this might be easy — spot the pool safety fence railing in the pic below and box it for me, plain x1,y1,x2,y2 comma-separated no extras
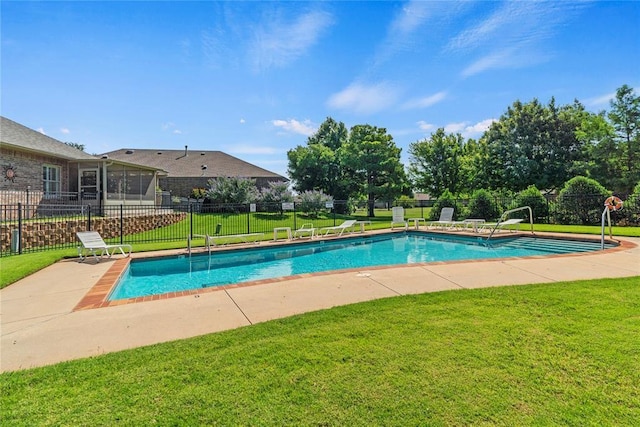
0,194,633,257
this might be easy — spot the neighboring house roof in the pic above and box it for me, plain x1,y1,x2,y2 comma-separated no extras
101,148,287,181
0,116,97,161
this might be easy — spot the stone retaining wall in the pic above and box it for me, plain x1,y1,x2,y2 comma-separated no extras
1,212,187,252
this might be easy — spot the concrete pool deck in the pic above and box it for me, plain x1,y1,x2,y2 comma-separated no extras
1,232,639,372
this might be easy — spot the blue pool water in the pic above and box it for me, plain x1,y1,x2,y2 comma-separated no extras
109,233,614,300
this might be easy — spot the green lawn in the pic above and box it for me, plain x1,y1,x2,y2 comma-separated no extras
2,277,639,425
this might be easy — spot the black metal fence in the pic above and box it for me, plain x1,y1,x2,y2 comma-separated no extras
1,195,637,257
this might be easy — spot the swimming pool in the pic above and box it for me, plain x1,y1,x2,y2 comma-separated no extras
109,233,615,301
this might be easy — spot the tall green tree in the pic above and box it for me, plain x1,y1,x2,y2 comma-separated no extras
479,98,586,192
575,111,619,190
64,142,85,151
287,117,352,201
408,128,464,198
341,124,408,217
608,84,640,193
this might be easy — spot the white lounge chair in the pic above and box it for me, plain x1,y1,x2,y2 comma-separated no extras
76,231,132,262
390,206,408,230
321,219,357,237
479,218,523,233
428,207,455,229
293,223,316,239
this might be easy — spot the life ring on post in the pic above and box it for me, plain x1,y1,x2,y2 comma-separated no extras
604,196,623,212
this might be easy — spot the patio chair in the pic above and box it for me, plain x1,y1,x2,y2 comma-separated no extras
390,206,408,230
320,219,357,237
76,231,132,262
293,223,316,239
428,207,455,230
479,218,523,233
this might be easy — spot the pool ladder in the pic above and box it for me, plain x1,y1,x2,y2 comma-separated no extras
600,206,616,250
485,206,535,242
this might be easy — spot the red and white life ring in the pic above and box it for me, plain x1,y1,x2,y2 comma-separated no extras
604,196,623,211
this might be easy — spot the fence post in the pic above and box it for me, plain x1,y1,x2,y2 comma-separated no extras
246,203,250,234
293,202,297,230
25,187,30,219
17,202,23,255
189,202,193,240
87,205,92,231
120,205,124,244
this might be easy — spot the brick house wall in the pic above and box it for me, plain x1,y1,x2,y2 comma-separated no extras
0,146,69,201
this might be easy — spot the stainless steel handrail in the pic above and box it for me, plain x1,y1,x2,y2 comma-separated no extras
486,206,534,242
601,206,612,250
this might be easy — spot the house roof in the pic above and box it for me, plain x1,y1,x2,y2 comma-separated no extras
101,148,287,180
0,116,97,161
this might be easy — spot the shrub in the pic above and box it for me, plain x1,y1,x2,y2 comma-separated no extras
554,176,609,225
257,181,294,213
205,177,259,204
618,181,640,225
466,189,501,221
190,188,207,200
428,190,462,220
297,190,333,218
512,185,549,222
396,195,415,209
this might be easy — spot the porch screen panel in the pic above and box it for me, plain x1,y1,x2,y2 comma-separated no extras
139,171,154,200
107,166,126,200
125,169,141,200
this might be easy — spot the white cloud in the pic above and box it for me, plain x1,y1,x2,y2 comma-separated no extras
403,91,447,109
585,91,615,107
162,122,183,135
37,127,46,135
239,118,246,124
389,0,432,36
443,119,496,138
461,47,551,78
464,118,496,137
444,122,467,134
271,119,316,136
417,120,436,132
60,128,70,134
250,9,334,71
327,82,400,114
374,1,467,67
449,1,588,77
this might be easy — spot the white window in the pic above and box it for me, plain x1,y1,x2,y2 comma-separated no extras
42,165,61,195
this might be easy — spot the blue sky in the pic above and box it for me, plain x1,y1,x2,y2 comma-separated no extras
2,1,639,178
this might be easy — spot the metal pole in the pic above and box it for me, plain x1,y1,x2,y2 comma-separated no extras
87,205,92,231
120,204,124,244
293,202,297,230
17,202,23,255
189,202,193,240
246,203,250,234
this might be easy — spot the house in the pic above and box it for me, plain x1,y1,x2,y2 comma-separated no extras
101,146,287,197
0,116,165,209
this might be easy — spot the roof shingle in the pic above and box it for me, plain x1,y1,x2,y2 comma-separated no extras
101,148,287,180
0,116,97,160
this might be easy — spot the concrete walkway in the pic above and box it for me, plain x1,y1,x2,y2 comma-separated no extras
2,233,639,372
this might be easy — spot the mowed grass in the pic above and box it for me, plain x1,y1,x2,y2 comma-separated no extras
2,277,639,425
